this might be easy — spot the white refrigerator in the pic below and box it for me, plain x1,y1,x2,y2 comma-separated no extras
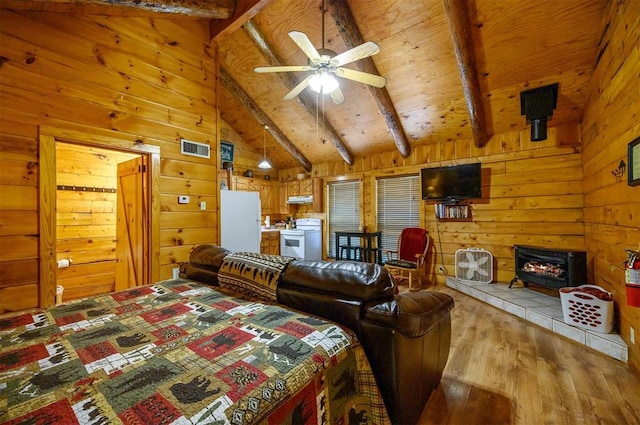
220,190,261,253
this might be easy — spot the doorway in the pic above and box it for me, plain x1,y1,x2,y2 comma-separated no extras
39,126,160,307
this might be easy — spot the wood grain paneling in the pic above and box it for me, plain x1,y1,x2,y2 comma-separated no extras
0,10,218,311
580,0,640,372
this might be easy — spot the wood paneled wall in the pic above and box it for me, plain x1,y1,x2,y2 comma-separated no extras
581,0,640,371
0,10,219,312
294,123,585,284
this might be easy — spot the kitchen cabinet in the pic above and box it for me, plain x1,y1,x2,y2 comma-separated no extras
260,230,280,255
279,181,289,214
227,175,275,214
279,177,323,213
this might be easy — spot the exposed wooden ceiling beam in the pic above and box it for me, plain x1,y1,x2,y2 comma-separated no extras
243,20,355,166
443,0,490,148
210,0,272,41
0,0,234,18
219,67,313,172
326,0,411,159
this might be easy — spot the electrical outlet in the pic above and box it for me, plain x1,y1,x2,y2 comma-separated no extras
631,326,636,345
172,267,180,279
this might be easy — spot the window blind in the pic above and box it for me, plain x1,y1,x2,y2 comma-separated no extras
327,181,360,258
376,175,420,262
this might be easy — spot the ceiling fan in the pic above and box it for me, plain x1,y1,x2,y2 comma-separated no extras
254,1,386,105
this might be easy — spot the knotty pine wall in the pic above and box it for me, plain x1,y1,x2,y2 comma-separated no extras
581,0,640,370
285,124,585,286
0,10,219,312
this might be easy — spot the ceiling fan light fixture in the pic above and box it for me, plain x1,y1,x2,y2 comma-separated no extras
258,125,272,169
309,72,339,94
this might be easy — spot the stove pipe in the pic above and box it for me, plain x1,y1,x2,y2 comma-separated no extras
520,83,558,141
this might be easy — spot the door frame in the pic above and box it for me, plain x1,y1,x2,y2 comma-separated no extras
38,125,160,307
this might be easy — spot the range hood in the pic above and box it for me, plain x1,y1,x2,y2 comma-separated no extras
288,195,313,204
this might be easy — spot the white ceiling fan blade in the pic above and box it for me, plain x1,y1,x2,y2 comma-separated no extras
254,65,312,73
331,41,380,66
334,68,387,88
466,269,475,279
477,256,489,265
330,87,345,105
289,31,321,63
283,74,314,100
466,252,475,262
477,268,489,277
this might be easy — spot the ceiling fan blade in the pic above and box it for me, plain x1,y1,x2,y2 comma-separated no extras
283,74,314,100
289,31,321,63
254,65,312,73
334,68,387,88
331,41,380,66
330,87,345,105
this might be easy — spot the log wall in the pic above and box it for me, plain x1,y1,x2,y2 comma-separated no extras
288,123,585,285
581,0,640,371
0,10,219,312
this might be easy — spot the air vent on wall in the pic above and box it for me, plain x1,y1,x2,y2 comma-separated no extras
180,139,210,159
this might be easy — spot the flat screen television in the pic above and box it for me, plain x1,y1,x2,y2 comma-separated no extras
421,163,482,201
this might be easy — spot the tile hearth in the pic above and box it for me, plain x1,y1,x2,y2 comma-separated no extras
445,277,628,362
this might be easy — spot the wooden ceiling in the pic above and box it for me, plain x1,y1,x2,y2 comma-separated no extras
3,0,608,170
216,0,607,170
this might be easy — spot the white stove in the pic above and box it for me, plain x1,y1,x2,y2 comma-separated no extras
280,218,322,260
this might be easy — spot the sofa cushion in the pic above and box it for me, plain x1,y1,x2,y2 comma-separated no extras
189,245,230,272
279,260,395,301
364,291,454,337
218,253,294,302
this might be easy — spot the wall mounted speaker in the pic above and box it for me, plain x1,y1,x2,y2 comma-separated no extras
520,83,558,141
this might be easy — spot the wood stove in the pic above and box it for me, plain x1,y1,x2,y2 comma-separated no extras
510,245,587,289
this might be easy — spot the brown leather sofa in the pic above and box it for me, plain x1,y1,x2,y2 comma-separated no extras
180,245,455,424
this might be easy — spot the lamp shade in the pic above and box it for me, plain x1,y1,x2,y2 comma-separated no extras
309,72,339,93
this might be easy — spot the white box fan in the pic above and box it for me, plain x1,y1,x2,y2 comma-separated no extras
455,248,494,283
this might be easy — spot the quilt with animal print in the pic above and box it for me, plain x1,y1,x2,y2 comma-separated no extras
0,279,389,425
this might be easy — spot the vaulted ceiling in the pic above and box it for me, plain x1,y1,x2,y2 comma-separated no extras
214,0,607,170
3,0,608,170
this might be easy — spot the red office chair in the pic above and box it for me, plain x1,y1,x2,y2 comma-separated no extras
384,228,429,291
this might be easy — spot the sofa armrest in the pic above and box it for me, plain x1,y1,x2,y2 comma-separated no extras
364,291,454,337
360,290,454,425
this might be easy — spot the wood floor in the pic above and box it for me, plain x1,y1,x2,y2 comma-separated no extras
417,286,640,425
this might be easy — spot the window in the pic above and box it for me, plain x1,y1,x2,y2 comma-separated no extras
327,180,360,258
376,175,420,262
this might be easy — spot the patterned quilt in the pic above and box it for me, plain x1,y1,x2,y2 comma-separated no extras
0,279,389,424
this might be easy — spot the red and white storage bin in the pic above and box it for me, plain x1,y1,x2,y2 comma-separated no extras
559,285,614,333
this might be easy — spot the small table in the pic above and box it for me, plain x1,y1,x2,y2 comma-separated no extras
335,230,382,264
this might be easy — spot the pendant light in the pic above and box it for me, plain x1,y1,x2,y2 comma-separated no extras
258,124,272,169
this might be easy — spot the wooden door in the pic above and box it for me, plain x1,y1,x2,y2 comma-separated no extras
115,156,148,291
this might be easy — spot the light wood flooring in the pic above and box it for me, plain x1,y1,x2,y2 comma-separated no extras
417,286,640,425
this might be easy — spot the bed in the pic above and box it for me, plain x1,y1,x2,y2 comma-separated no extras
0,278,389,424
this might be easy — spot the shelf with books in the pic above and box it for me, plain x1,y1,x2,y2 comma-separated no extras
434,203,472,220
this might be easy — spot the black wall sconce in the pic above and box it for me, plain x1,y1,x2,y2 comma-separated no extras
612,159,626,179
520,83,559,141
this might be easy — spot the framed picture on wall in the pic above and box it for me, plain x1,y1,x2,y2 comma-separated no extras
629,136,640,187
220,141,234,163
